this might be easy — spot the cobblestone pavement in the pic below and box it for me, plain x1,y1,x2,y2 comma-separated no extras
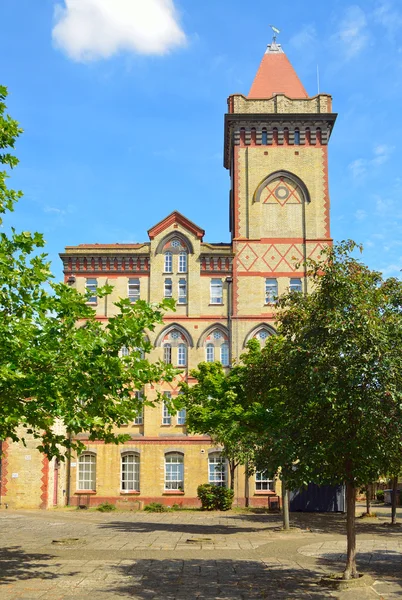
0,506,401,599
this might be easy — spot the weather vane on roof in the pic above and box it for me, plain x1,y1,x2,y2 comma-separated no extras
269,25,280,44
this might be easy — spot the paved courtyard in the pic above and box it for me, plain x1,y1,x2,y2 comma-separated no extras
0,505,401,599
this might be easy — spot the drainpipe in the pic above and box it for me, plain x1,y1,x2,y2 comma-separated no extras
225,277,233,366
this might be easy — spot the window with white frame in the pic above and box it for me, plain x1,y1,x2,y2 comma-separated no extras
164,278,173,298
165,452,184,490
255,471,274,491
163,344,172,365
162,392,172,425
178,279,187,304
208,452,227,487
128,278,140,302
178,252,187,273
86,278,97,304
120,346,130,357
177,343,187,367
265,278,278,304
210,279,223,304
164,252,173,273
220,342,229,367
121,453,140,491
133,391,143,425
206,343,214,362
290,278,302,293
177,408,186,425
78,453,96,490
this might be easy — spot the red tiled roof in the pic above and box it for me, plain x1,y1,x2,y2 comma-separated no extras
248,48,308,99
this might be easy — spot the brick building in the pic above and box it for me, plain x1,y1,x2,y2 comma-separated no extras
0,38,336,509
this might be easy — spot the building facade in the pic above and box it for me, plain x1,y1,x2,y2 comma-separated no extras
0,39,336,509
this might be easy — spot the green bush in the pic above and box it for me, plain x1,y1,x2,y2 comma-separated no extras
376,490,385,503
197,484,234,511
96,502,116,512
144,502,167,513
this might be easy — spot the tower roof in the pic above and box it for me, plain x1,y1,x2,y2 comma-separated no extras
248,42,309,99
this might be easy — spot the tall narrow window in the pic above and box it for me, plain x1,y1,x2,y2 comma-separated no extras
162,392,172,425
133,391,143,425
255,471,274,491
86,278,97,304
178,279,187,304
265,278,278,304
128,278,140,302
121,453,140,491
294,129,300,145
177,408,186,425
206,343,214,362
163,344,172,365
177,343,187,367
164,252,173,273
164,278,173,298
208,453,226,487
78,453,96,491
165,453,184,490
290,278,303,293
178,252,187,273
220,343,229,367
210,279,223,304
261,130,268,145
120,346,130,357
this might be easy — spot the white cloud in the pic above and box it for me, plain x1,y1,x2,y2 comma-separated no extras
334,5,369,60
289,25,317,51
349,158,367,179
349,144,394,179
355,209,367,220
373,0,402,37
52,0,187,62
372,144,394,166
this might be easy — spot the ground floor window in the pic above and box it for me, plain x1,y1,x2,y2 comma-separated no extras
255,471,274,491
121,453,140,491
165,452,184,491
208,452,227,487
78,453,96,491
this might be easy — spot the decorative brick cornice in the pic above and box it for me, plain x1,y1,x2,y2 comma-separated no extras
148,211,205,240
60,254,150,275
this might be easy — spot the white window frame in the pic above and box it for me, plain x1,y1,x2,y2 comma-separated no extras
210,279,223,304
178,252,187,273
208,452,227,487
220,343,229,367
164,278,173,298
164,252,173,273
265,278,278,304
177,343,187,367
206,343,214,362
178,278,187,304
121,453,140,492
165,452,184,491
255,471,274,491
290,278,303,293
177,408,186,425
120,346,130,357
163,344,172,365
162,393,172,425
78,453,96,491
133,391,143,425
128,278,140,302
86,278,97,304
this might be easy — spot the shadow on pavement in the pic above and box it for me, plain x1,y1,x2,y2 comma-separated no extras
0,546,63,585
99,520,264,535
106,558,332,599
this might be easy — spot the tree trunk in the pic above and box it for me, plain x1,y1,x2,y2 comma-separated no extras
282,482,290,530
365,484,370,515
229,461,235,491
343,482,358,579
391,476,398,526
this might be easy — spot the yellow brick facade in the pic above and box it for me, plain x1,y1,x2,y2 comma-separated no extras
1,44,335,510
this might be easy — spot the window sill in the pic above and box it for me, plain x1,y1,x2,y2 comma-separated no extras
86,302,97,306
209,303,224,306
75,490,97,495
161,423,172,427
120,491,140,495
163,491,185,495
177,303,187,306
254,491,276,495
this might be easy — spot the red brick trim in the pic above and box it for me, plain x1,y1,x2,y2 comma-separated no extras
74,437,211,445
75,490,97,495
40,456,49,510
321,147,331,238
236,271,306,277
1,440,9,500
148,211,204,240
163,491,185,495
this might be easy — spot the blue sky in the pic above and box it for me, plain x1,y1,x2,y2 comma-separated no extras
1,0,401,280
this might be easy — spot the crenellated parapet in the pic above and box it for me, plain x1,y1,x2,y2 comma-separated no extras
228,93,332,115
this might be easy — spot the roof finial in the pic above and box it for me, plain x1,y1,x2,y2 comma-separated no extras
270,24,280,45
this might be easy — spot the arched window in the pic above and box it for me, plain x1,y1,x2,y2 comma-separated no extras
164,252,173,273
121,453,140,492
178,252,187,273
206,343,214,362
163,344,172,365
220,343,229,367
208,452,226,487
177,343,187,367
294,129,300,145
165,452,184,490
78,453,96,491
261,129,268,145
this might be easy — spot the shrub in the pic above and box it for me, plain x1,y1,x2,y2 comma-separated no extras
197,484,234,511
144,502,167,513
376,490,385,503
96,502,116,512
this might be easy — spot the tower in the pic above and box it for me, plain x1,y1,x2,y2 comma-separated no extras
224,38,337,355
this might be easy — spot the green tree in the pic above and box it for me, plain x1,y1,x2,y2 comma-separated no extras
0,86,175,458
245,242,402,579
